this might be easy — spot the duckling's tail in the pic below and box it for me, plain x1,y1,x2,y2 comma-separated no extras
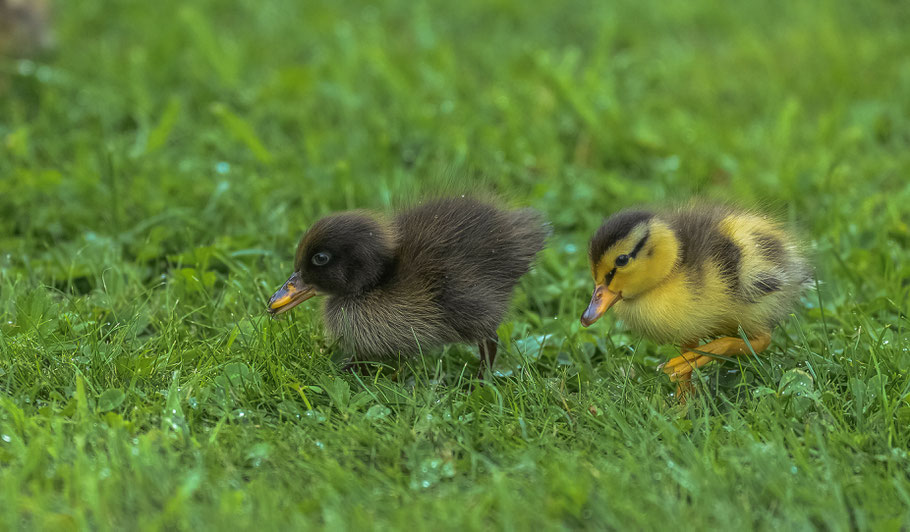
510,207,551,255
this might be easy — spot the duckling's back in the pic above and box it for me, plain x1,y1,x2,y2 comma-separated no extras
394,197,548,339
667,205,811,339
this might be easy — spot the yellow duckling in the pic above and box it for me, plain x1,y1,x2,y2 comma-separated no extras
580,205,811,395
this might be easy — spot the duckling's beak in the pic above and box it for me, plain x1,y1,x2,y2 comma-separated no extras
267,272,317,315
580,285,621,327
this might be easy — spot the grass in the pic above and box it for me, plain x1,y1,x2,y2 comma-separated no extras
1,0,909,529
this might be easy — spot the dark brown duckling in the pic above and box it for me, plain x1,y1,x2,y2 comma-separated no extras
267,196,549,377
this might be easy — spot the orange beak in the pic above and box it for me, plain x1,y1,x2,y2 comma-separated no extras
267,272,317,315
580,284,621,327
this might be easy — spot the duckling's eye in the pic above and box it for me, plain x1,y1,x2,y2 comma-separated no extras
615,254,630,267
311,252,331,266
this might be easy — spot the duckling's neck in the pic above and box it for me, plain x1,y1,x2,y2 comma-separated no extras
614,224,693,344
614,269,692,344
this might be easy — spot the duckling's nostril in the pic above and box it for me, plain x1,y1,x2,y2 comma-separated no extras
580,285,622,327
267,272,317,315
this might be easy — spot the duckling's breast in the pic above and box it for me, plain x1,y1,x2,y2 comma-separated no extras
322,287,459,359
614,268,762,344
615,272,704,344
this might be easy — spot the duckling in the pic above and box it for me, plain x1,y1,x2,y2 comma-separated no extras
580,204,811,395
267,196,548,377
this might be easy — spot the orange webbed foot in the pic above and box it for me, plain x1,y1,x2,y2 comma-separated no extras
661,332,772,383
662,351,714,382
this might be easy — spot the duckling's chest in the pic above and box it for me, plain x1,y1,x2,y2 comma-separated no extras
615,271,738,343
322,292,454,357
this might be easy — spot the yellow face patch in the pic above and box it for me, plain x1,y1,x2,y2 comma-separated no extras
592,224,651,285
590,220,680,299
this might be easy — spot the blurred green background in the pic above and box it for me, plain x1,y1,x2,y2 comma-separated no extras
1,0,909,529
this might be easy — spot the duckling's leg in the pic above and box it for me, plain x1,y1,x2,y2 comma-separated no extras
663,332,772,382
667,341,699,403
477,338,498,379
342,358,373,375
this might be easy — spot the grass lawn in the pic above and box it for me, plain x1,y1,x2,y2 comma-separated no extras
2,0,909,529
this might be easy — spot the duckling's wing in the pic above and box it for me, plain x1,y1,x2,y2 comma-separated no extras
393,197,548,337
716,211,811,329
665,206,810,335
395,198,547,285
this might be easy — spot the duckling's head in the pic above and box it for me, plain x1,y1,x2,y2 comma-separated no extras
580,210,680,327
267,213,395,315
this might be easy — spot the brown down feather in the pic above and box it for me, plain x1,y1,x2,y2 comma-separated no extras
292,196,549,360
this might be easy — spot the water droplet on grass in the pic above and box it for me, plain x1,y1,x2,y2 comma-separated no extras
1,434,11,443
304,410,326,423
215,161,230,174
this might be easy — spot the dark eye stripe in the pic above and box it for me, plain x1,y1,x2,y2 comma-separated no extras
629,230,650,259
604,267,617,286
